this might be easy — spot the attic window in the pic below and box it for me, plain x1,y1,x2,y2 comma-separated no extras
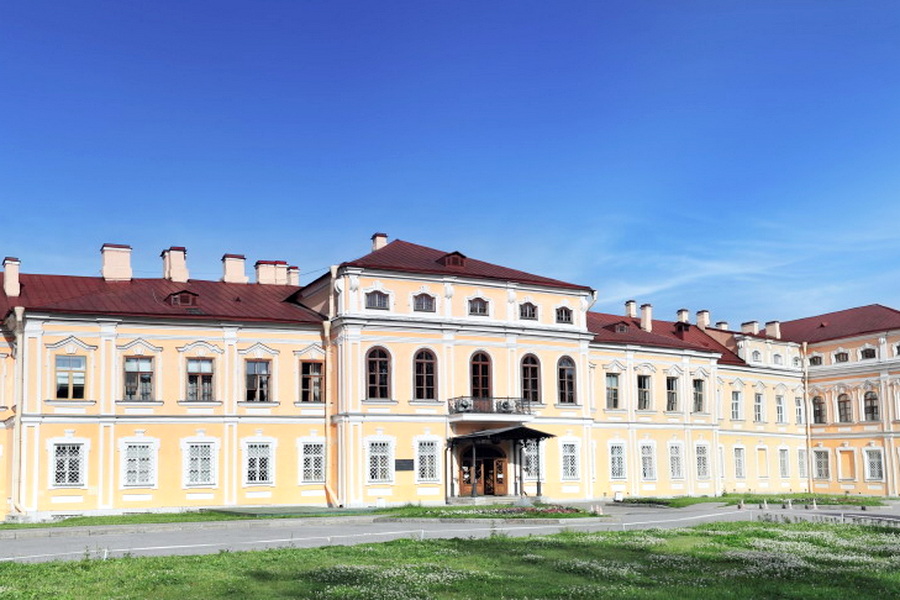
615,323,628,334
169,291,197,306
438,252,466,268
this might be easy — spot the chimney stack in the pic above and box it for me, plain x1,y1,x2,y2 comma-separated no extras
255,260,286,285
161,247,189,283
101,244,132,281
741,321,759,335
371,232,388,251
640,303,653,332
625,300,637,318
677,308,689,323
222,254,249,283
288,266,300,286
765,320,782,340
3,257,21,297
716,321,729,330
696,310,710,330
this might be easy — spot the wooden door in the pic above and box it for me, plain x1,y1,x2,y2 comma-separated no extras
493,458,508,495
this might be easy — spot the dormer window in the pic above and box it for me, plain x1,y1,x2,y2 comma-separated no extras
169,291,198,306
468,297,489,316
773,354,783,365
751,350,761,362
809,356,822,366
861,348,877,360
834,352,849,363
413,293,435,313
555,307,573,324
519,302,537,320
615,323,628,334
365,291,389,310
438,252,466,268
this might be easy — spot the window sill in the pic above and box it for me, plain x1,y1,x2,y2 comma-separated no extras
117,400,164,406
45,400,96,407
238,401,279,407
362,399,398,405
554,403,581,409
663,410,682,415
636,409,657,414
178,400,223,406
294,401,326,407
692,412,710,416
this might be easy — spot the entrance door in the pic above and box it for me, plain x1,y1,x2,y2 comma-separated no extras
459,445,508,496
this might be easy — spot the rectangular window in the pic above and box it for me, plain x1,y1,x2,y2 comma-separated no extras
53,443,84,487
245,360,271,402
246,443,273,484
187,358,214,402
640,444,655,480
124,357,153,401
367,441,392,483
300,442,326,483
734,447,746,479
813,450,830,479
187,443,215,486
797,449,807,478
637,375,651,410
753,393,764,423
795,397,804,424
669,445,684,479
562,442,579,480
300,361,324,403
123,443,154,487
417,440,439,482
692,379,704,412
606,374,620,409
775,395,785,424
757,448,769,478
523,440,540,479
55,356,86,399
666,377,678,411
865,449,884,481
609,443,626,479
696,445,710,479
731,391,742,420
779,448,790,478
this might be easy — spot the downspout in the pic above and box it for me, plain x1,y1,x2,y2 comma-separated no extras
321,319,339,507
10,306,25,516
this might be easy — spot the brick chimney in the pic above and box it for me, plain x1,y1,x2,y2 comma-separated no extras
716,321,729,330
741,321,759,335
3,257,20,297
625,300,637,318
255,260,286,285
222,254,249,283
765,320,782,340
640,303,653,332
677,308,689,323
371,232,388,251
696,310,710,330
288,266,300,286
101,244,132,281
161,247,189,283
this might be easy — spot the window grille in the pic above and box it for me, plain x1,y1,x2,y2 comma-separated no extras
188,443,214,485
301,442,326,483
368,441,392,483
246,443,272,484
54,443,84,486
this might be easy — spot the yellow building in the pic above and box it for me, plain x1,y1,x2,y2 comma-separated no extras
0,235,895,520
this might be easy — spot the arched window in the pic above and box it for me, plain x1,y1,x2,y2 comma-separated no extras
751,350,761,362
366,348,390,399
470,352,492,398
365,290,389,310
519,302,537,320
773,354,783,365
837,393,852,423
864,391,880,421
521,355,541,404
413,293,435,313
556,307,573,324
557,357,576,404
834,351,849,363
413,350,437,401
468,298,489,316
812,396,826,424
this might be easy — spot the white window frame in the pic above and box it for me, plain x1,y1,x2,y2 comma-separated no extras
522,439,543,481
560,439,580,481
639,442,656,481
733,446,746,479
731,391,742,420
606,373,620,409
798,448,808,479
241,435,277,486
609,442,626,480
695,444,710,479
753,393,764,423
365,436,395,484
778,447,790,479
865,448,884,481
813,449,830,480
118,436,160,489
297,437,326,484
414,436,441,483
668,443,684,480
795,396,805,424
47,437,90,489
180,436,220,488
775,395,785,424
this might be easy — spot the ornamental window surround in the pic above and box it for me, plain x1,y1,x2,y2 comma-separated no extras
365,290,389,310
413,293,435,313
555,306,573,324
519,302,538,320
468,297,489,316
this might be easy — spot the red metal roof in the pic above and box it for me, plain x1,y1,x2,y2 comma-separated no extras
777,304,900,344
342,240,593,292
0,273,323,325
587,312,745,365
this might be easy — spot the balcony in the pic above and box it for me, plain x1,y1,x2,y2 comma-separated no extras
448,397,533,423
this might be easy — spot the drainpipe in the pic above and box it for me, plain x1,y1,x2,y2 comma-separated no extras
320,320,340,507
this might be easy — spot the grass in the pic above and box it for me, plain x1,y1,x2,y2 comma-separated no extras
0,503,592,531
621,492,888,508
1,521,899,598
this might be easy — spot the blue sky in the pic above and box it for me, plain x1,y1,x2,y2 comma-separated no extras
3,1,899,326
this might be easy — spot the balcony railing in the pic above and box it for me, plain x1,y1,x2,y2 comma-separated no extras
448,396,532,415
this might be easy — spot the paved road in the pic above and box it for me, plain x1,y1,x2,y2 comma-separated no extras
1,502,896,563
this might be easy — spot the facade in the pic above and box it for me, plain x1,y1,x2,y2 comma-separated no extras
0,235,897,520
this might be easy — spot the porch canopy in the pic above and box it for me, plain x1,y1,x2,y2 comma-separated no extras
447,425,555,446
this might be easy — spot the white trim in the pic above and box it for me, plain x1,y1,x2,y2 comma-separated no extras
117,434,161,490
180,435,221,489
240,434,278,486
46,436,91,489
297,436,327,484
364,435,395,484
559,437,581,481
412,435,442,483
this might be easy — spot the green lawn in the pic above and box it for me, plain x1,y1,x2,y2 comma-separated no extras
1,522,899,599
621,492,887,508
